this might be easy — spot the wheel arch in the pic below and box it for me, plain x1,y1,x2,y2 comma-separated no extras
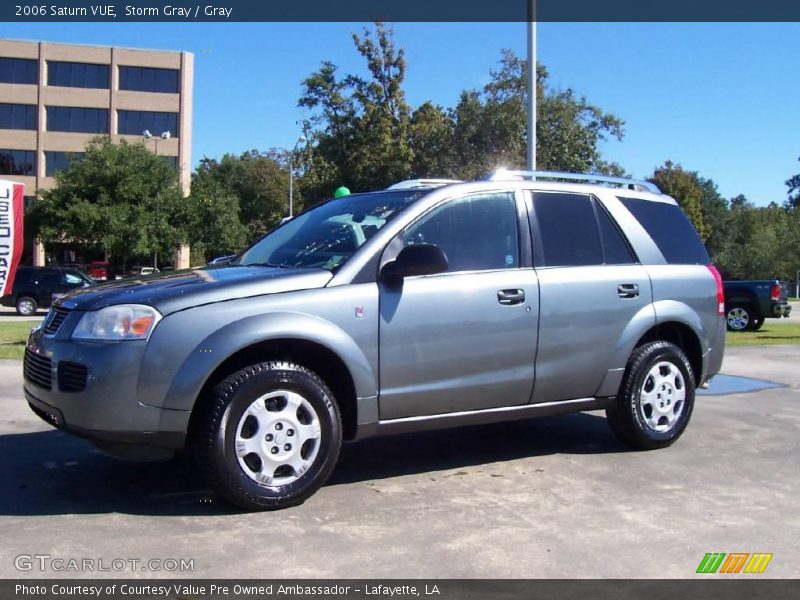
157,312,378,442
187,338,361,441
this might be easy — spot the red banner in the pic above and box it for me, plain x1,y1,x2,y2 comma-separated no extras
0,180,24,298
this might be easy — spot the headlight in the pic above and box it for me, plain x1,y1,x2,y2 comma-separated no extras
72,305,161,341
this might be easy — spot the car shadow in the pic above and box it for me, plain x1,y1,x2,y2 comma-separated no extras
0,412,626,517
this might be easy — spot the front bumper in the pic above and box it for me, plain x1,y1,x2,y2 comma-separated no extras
23,325,190,456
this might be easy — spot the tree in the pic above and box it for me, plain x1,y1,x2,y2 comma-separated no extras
185,175,248,261
35,137,184,269
785,156,800,209
299,23,412,198
192,150,291,239
297,25,627,203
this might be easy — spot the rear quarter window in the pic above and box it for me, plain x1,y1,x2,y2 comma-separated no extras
619,197,710,265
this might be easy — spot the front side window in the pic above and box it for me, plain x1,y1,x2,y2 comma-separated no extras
63,272,84,286
235,190,425,272
402,192,519,272
47,61,109,89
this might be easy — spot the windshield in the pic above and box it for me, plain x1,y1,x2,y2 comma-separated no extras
235,190,426,272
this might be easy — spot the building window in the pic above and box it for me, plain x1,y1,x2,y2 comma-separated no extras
0,149,36,176
0,103,36,130
45,151,85,177
161,155,178,169
119,66,179,93
0,57,37,84
47,61,109,89
47,106,109,134
118,110,178,137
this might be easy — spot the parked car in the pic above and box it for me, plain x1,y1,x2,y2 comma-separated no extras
127,266,160,277
24,171,725,510
723,279,792,331
88,261,114,281
1,266,93,315
207,255,236,266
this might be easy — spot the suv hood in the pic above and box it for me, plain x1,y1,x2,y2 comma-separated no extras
55,266,333,315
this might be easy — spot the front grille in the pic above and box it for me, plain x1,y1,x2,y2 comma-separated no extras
24,349,53,390
43,307,70,335
58,361,88,393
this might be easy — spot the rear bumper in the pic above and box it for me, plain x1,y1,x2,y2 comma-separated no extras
769,300,791,318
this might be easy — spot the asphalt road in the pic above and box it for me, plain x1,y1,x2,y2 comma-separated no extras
0,347,798,579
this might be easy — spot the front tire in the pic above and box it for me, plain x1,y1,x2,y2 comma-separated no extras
194,362,342,511
606,341,695,450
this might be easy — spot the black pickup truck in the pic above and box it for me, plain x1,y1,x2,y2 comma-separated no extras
723,280,792,331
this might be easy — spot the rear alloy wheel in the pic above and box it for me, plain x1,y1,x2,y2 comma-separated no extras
606,341,695,450
194,361,341,510
726,304,753,331
15,296,37,316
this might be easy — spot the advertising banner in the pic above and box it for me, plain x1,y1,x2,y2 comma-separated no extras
0,179,24,298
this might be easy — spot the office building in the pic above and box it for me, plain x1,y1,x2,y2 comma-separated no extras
0,39,193,266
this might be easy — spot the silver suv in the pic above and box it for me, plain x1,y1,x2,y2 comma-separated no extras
24,171,726,510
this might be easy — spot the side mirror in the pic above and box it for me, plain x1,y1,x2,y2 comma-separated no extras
381,244,448,281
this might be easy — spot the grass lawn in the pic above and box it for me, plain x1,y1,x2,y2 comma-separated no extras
725,322,800,347
0,321,37,361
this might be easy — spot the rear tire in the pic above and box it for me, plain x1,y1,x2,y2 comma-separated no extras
751,317,765,331
15,296,37,316
193,362,342,511
606,341,695,450
726,304,754,331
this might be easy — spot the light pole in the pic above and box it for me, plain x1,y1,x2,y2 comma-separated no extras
143,129,171,156
288,134,306,217
527,0,537,171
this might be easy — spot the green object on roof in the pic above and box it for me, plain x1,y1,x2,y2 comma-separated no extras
334,186,351,198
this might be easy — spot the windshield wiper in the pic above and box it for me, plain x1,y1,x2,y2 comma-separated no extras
246,262,294,269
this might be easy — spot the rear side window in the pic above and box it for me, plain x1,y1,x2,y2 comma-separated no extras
595,203,636,264
534,192,603,266
619,197,710,264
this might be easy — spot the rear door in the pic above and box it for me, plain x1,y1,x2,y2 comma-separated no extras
529,190,655,403
378,190,539,420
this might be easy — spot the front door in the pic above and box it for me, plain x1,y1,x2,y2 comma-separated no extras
378,191,539,420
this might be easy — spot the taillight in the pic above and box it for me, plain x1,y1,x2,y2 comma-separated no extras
770,282,781,302
707,264,725,316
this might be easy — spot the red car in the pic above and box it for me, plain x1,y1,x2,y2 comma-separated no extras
88,261,112,281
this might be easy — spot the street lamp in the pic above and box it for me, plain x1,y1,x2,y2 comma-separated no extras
288,134,307,217
143,129,171,156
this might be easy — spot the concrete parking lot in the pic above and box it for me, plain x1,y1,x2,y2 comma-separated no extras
0,346,798,579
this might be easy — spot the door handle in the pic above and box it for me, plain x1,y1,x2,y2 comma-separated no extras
617,283,639,299
498,289,525,305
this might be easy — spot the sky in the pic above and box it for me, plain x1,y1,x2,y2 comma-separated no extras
6,22,800,205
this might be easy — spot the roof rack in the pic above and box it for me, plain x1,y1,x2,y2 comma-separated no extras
488,169,661,194
386,178,462,191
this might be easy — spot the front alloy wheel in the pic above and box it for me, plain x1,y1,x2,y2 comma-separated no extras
235,390,322,486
